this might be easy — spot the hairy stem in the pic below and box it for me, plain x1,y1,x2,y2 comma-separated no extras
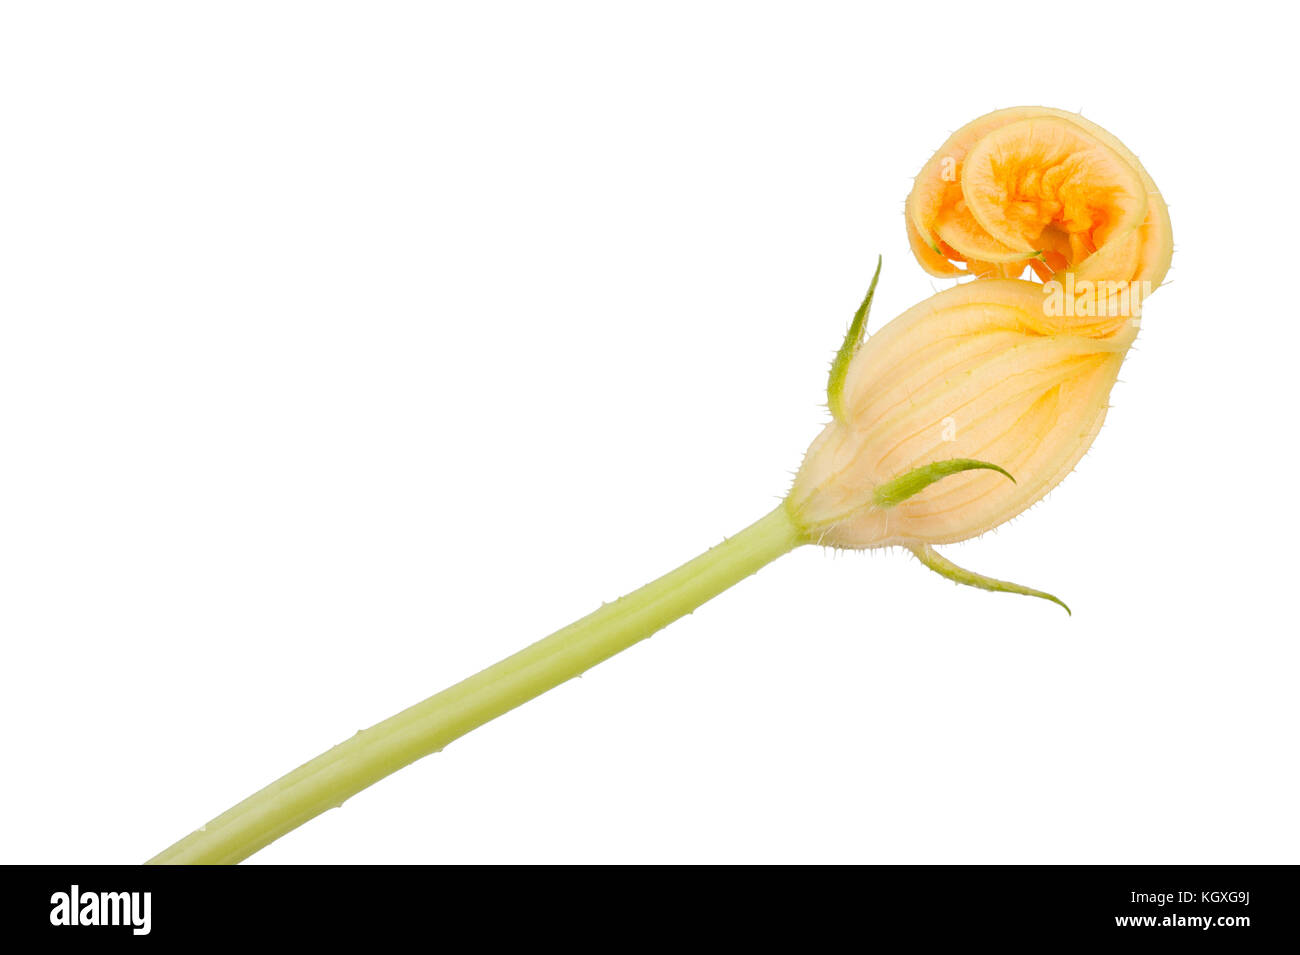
148,504,804,864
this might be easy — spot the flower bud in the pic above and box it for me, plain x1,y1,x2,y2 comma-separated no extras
788,278,1132,554
906,107,1172,305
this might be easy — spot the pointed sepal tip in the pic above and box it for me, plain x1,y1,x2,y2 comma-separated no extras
827,256,883,421
908,543,1071,615
873,458,1015,509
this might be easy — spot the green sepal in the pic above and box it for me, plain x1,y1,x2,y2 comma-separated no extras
827,256,882,421
908,543,1071,615
873,458,1014,509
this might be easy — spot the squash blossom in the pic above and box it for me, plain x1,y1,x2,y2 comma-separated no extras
148,108,1171,864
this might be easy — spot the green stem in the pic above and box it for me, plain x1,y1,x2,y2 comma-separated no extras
147,504,805,864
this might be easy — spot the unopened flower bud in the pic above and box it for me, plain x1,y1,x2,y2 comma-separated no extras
788,273,1136,611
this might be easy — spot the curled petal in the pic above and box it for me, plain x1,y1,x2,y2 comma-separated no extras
906,107,1172,302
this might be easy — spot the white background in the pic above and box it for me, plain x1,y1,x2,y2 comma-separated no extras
2,2,1296,865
